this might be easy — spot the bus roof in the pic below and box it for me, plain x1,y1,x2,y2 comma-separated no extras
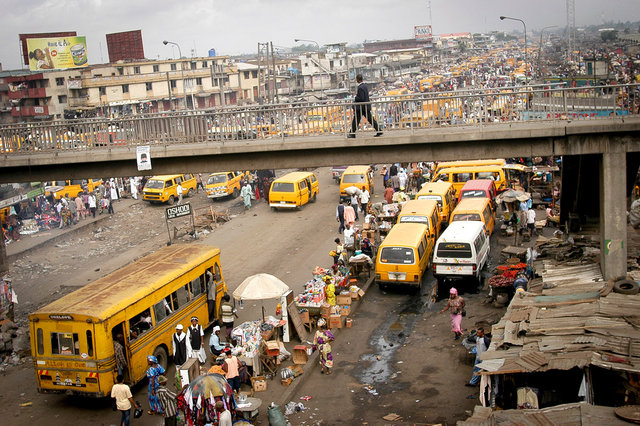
437,221,486,243
435,159,505,173
148,174,188,180
31,244,220,321
399,199,439,215
343,165,370,174
418,181,453,195
379,223,428,248
460,179,496,192
273,171,316,182
453,197,491,212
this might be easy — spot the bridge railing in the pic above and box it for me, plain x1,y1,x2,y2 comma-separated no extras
0,84,637,154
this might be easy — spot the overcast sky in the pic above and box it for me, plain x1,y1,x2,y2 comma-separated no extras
1,0,639,70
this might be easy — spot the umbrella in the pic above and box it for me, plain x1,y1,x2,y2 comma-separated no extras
497,189,531,204
233,273,289,301
178,374,234,423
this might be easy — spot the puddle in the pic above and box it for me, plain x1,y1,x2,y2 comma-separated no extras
356,277,437,384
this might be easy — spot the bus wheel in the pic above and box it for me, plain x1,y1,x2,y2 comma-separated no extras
232,188,239,198
168,195,175,205
153,346,168,371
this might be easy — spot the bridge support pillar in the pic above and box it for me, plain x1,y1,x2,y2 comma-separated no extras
600,148,627,280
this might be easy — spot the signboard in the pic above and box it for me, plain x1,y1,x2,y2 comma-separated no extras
26,36,88,71
414,25,433,41
136,145,152,171
166,203,192,220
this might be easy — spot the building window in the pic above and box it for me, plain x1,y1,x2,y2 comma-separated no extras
196,77,202,86
153,64,159,72
252,71,258,78
146,82,153,91
202,61,208,68
55,77,64,86
170,80,177,89
191,62,197,70
99,87,106,96
133,66,140,74
171,63,177,71
244,71,250,79
117,67,124,75
58,95,67,103
122,84,129,93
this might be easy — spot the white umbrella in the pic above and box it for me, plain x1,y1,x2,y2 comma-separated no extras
233,273,289,321
233,273,289,301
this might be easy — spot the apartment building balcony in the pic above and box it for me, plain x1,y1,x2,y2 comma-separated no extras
11,105,49,117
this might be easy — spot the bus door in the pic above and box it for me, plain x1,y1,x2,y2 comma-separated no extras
111,322,133,384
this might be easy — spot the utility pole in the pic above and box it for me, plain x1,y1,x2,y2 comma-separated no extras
166,72,173,109
270,42,279,103
257,42,270,103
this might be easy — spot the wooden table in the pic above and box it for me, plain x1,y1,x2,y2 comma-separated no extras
236,396,262,420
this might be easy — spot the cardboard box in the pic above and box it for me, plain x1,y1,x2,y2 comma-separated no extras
329,314,343,329
293,345,308,364
358,289,365,298
251,376,267,392
339,305,351,316
299,310,310,324
336,294,352,305
178,357,199,388
264,340,280,357
346,318,353,328
290,364,304,377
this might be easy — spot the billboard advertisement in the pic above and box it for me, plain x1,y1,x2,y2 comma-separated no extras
414,25,433,41
26,36,88,71
19,32,77,65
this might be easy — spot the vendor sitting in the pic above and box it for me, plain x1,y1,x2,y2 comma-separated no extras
209,325,227,358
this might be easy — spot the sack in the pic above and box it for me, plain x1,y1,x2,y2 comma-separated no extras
462,309,467,317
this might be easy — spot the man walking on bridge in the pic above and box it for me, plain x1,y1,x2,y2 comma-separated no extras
348,74,383,138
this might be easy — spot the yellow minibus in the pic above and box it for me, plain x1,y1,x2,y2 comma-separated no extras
52,179,103,200
142,173,197,204
205,171,249,199
433,159,505,177
339,165,374,202
416,181,457,228
450,198,496,235
29,244,228,397
432,165,508,197
269,171,319,210
397,199,441,242
375,222,432,290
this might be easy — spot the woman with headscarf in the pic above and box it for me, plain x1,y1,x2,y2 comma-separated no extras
324,276,336,306
146,355,165,415
439,287,465,340
313,318,335,375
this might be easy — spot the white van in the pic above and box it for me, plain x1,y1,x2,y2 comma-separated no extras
432,221,490,297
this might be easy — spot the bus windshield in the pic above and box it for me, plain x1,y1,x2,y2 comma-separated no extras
272,182,294,192
145,180,165,189
207,175,227,185
343,174,365,184
452,213,481,222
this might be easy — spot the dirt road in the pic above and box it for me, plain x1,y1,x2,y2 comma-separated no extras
1,166,513,425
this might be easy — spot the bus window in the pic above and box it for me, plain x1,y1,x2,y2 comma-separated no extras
154,299,171,324
190,275,204,297
214,263,222,281
51,332,80,355
167,291,179,311
86,330,94,357
37,328,44,355
453,172,472,183
176,286,189,306
129,309,153,340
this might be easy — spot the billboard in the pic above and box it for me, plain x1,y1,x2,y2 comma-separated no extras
414,25,433,41
26,36,88,71
19,32,77,65
106,30,145,63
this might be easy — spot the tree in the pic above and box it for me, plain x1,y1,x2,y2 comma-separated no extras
600,30,618,41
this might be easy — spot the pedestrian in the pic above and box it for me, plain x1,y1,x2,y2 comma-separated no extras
380,165,389,187
88,192,97,218
222,348,241,393
68,197,77,222
389,173,400,192
350,192,360,221
398,168,408,190
186,316,206,364
359,187,370,215
343,223,356,247
111,374,141,426
313,318,335,375
176,182,184,204
219,294,237,343
130,178,138,200
240,182,252,209
347,74,383,138
75,195,85,221
105,195,114,214
110,178,119,201
344,201,356,227
196,173,204,193
439,287,465,340
172,324,187,389
82,191,89,211
527,207,536,236
113,333,128,379
156,375,178,426
145,355,165,415
209,325,226,358
336,200,346,234
383,183,394,204
215,400,232,426
466,327,491,387
333,238,344,265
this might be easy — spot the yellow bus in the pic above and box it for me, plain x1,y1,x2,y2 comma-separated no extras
432,165,508,197
416,181,457,228
375,222,432,291
433,159,506,176
51,179,103,200
397,199,441,242
29,244,228,397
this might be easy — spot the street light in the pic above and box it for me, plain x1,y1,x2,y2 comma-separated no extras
163,40,189,109
500,15,528,83
294,38,324,97
537,26,557,78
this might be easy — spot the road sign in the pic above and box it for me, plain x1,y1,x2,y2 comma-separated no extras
166,203,192,220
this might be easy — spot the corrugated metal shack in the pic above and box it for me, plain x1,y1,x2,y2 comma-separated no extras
476,260,640,409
